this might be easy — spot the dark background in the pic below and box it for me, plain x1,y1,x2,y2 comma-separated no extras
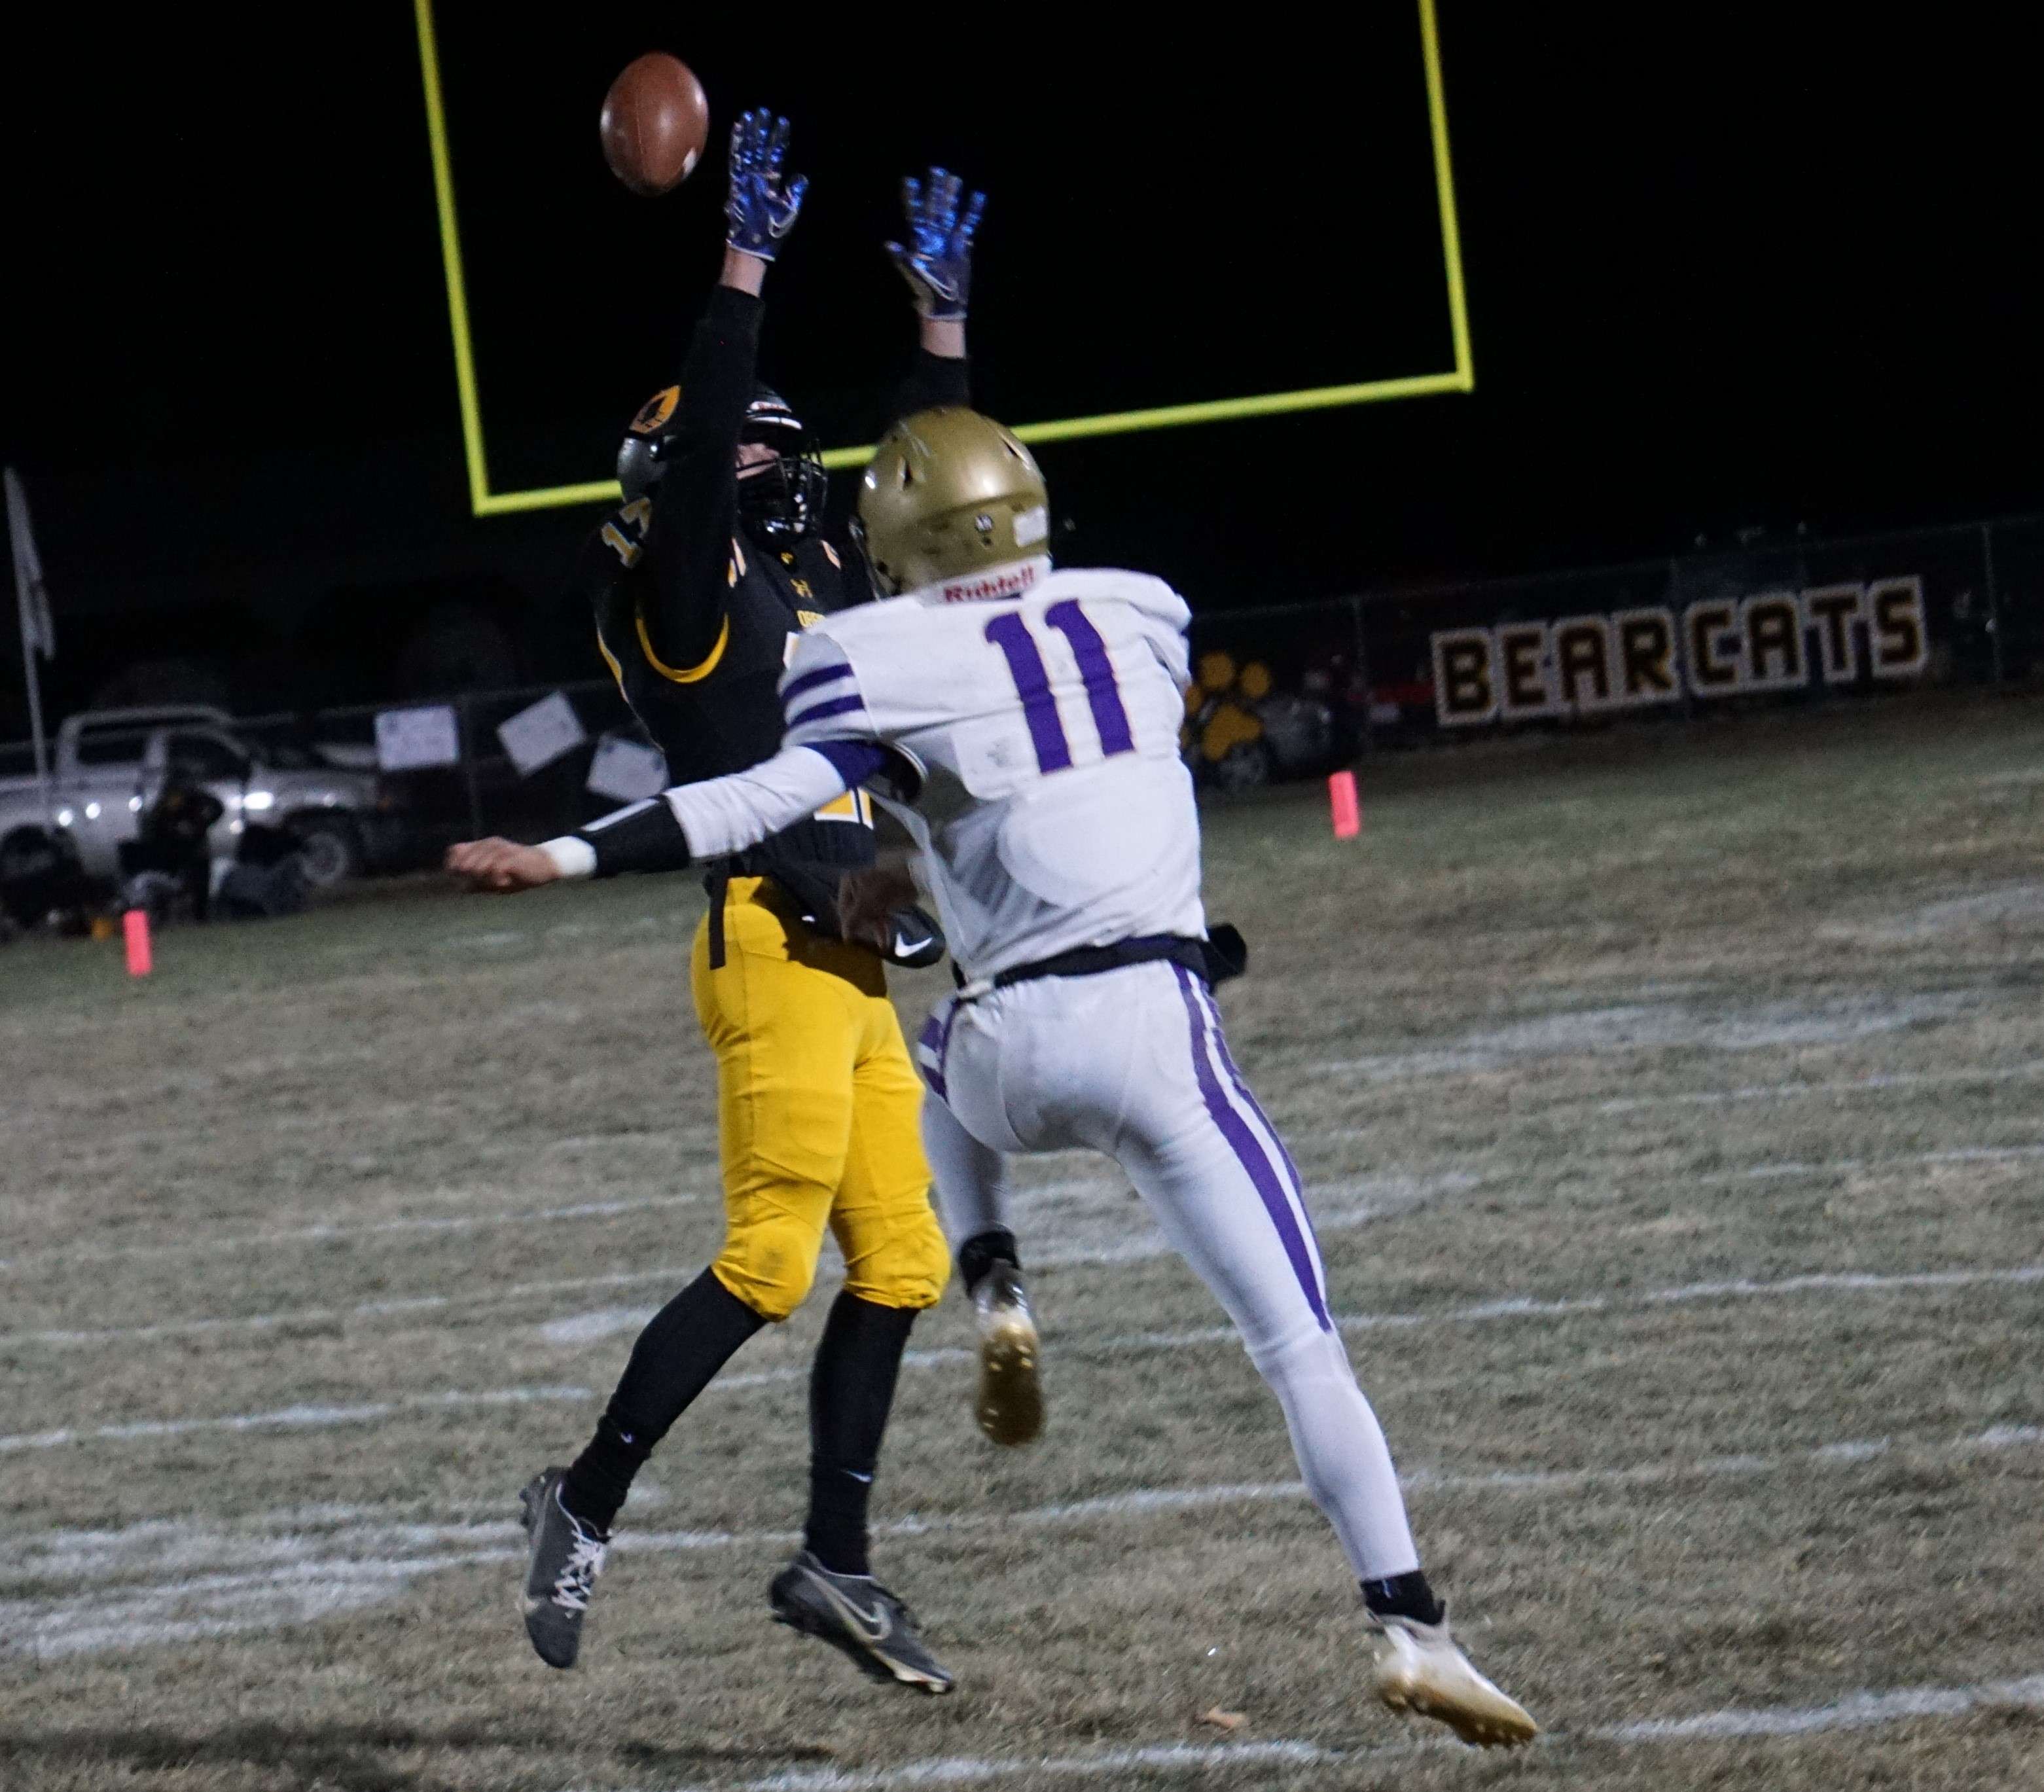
1,6,2035,723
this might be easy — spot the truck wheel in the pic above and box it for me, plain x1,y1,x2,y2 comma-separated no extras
0,827,83,928
1211,740,1273,793
287,815,362,889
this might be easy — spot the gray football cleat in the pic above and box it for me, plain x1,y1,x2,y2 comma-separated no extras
769,1550,955,1694
973,1261,1043,1446
518,1466,609,1670
1369,1611,1539,1747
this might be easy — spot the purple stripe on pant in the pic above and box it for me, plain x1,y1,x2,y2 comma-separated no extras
1198,980,1320,1253
1171,964,1331,1330
916,1004,956,1101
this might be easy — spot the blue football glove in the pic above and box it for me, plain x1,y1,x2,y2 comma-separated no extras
725,109,808,260
886,168,986,321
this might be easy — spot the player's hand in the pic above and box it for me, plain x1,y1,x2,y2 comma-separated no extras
886,168,985,321
445,838,562,895
725,109,808,261
836,863,919,950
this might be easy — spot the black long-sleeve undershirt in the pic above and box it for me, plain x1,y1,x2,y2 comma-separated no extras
634,290,971,673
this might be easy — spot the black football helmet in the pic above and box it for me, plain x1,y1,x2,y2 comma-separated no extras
617,385,681,505
617,384,828,545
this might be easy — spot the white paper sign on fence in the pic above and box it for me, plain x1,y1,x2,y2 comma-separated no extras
374,704,461,772
497,692,587,778
586,733,669,802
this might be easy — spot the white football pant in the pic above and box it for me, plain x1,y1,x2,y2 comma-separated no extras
917,959,1420,1582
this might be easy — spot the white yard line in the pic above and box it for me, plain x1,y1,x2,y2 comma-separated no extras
0,1177,1471,1340
552,1670,2044,1789
1706,1143,2044,1183
16,1256,2032,1452
535,1259,2044,1364
567,1738,1365,1792
1596,1671,2044,1740
0,1194,701,1276
2,1263,704,1350
10,1249,2037,1398
1594,1060,2044,1113
0,1386,592,1456
8,1422,2039,1664
1304,991,1986,1086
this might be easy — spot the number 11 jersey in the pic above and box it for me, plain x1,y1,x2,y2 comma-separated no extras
780,568,1208,981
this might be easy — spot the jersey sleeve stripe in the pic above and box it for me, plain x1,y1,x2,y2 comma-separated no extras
785,692,865,732
781,662,856,706
805,738,923,803
804,740,891,789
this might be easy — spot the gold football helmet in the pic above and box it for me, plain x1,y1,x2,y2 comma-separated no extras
855,408,1049,597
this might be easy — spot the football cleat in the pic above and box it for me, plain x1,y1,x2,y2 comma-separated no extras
769,1550,955,1694
972,1261,1043,1446
1369,1612,1538,1748
518,1466,610,1670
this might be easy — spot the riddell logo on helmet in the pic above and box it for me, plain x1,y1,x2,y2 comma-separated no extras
940,563,1044,604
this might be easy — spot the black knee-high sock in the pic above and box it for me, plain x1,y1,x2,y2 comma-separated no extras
562,1268,764,1531
804,1291,919,1575
956,1227,1020,1298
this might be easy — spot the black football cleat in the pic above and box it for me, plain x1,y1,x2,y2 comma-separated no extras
518,1466,610,1670
769,1551,955,1694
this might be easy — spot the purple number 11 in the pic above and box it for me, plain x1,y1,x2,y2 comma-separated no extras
984,600,1135,774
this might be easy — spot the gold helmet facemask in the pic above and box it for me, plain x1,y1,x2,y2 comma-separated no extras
853,408,1050,600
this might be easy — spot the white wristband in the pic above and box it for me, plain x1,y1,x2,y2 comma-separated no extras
540,836,598,881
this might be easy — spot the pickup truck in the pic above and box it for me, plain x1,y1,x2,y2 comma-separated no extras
0,706,401,895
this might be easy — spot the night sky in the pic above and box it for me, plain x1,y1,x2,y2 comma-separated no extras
2,7,2036,718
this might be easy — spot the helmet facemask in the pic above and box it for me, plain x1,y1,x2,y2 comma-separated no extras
735,387,827,545
615,384,829,545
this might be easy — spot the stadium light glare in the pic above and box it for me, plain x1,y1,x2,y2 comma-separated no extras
414,0,1475,518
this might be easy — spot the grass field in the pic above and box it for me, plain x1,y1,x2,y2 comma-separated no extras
3,693,2041,1792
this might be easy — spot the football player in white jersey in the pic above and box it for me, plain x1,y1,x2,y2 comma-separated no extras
450,410,1538,1749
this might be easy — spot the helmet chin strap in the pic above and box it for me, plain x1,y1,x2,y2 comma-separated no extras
902,555,1054,606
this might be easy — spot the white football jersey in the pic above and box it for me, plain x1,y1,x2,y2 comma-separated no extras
781,567,1207,980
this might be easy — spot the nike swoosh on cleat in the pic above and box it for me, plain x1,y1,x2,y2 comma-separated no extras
809,1573,891,1644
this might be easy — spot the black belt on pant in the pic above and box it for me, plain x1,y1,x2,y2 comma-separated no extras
704,869,731,969
956,931,1238,999
701,859,849,971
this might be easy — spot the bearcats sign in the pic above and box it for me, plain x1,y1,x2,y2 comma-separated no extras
1430,577,1929,727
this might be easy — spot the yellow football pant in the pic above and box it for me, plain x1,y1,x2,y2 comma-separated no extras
691,876,950,1322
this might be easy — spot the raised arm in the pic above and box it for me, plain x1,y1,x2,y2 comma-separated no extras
637,111,808,672
885,168,984,417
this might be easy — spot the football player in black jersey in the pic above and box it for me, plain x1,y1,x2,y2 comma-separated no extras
452,111,982,1693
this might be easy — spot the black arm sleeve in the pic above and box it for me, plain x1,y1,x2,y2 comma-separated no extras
639,285,766,672
888,347,971,423
573,798,696,879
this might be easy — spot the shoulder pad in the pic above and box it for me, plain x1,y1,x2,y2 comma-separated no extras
1036,568,1190,632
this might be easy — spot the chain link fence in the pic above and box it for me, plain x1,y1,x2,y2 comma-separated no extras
224,679,652,866
1184,514,2042,787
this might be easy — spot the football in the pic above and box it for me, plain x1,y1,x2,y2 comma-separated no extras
599,53,709,196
